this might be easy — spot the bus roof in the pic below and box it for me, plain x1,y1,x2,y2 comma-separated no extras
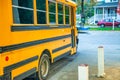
56,0,77,7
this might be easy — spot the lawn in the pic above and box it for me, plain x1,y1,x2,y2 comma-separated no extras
90,27,120,31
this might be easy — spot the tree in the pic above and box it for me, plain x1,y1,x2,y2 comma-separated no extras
76,0,97,6
76,0,97,21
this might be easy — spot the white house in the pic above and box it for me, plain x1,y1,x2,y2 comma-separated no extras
93,0,119,24
117,0,120,19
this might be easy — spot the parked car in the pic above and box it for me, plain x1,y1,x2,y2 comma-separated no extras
97,19,120,28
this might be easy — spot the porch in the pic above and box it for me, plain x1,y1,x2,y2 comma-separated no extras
94,2,118,24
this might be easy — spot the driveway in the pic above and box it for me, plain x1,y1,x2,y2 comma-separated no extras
48,31,120,80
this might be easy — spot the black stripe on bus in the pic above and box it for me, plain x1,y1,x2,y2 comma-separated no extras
52,44,71,53
0,34,71,53
14,67,36,80
53,50,71,62
4,56,38,73
11,25,70,32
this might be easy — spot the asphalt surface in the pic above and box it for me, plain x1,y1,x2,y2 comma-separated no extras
48,31,120,80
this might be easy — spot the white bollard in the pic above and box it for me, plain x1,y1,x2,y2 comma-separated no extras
112,17,115,30
78,64,89,80
97,46,105,77
112,19,115,30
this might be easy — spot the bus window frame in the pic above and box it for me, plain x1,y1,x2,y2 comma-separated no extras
65,5,70,25
36,0,47,24
12,0,34,25
12,0,71,26
57,3,64,25
48,0,57,25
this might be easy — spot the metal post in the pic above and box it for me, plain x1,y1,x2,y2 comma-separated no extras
103,7,104,20
98,46,105,77
94,7,96,24
78,64,89,80
81,0,85,27
112,17,115,30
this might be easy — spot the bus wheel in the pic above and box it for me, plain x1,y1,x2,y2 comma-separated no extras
38,54,50,80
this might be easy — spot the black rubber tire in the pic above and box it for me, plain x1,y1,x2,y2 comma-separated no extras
38,54,50,80
117,24,120,28
100,24,105,28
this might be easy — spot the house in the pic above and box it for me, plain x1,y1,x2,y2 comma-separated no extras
117,0,120,19
93,0,119,24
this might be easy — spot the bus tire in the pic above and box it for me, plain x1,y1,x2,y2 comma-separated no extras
38,54,50,80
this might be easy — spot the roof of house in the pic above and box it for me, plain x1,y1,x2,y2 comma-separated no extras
94,2,118,8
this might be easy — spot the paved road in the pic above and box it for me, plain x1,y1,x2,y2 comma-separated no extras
48,31,120,80
78,31,120,66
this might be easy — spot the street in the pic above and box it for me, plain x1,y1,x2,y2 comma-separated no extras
48,31,120,80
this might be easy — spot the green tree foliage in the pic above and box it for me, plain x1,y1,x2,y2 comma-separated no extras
76,0,97,18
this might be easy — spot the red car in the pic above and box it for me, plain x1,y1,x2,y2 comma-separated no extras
97,19,120,28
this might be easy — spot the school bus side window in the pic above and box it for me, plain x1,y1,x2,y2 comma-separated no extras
65,6,70,24
58,3,63,24
12,0,34,24
36,0,46,24
49,1,56,24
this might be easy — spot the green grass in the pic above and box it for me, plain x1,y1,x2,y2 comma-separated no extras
90,27,120,31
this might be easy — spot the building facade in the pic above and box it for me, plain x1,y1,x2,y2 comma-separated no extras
94,0,118,24
117,0,120,19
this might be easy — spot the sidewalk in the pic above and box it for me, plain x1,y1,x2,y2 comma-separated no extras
76,24,98,28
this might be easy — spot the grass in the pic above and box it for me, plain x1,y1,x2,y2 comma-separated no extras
89,27,120,31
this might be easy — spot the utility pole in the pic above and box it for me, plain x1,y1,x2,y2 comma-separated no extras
81,0,85,27
81,0,84,14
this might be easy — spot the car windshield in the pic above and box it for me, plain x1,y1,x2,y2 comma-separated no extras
104,19,109,22
109,19,113,22
104,19,113,22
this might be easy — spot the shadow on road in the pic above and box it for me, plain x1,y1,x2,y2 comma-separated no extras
78,31,89,34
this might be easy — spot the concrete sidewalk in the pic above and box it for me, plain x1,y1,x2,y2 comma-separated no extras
48,31,120,80
76,25,98,28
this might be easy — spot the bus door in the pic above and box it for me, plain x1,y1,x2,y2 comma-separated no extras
71,7,76,54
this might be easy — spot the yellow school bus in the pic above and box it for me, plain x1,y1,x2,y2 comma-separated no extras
0,0,78,80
